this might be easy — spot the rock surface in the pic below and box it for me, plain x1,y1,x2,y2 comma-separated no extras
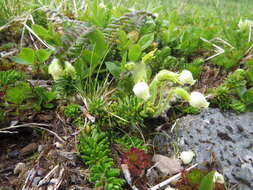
177,108,253,189
152,154,182,176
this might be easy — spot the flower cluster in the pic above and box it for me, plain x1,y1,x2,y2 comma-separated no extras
132,69,209,110
48,59,76,80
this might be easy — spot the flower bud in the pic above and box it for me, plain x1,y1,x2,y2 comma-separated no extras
155,70,179,83
180,150,195,164
189,92,209,109
64,61,76,79
213,171,225,184
133,82,150,101
125,62,136,71
174,88,190,101
48,58,64,80
179,70,196,85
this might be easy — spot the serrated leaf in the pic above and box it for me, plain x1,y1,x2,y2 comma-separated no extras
19,48,35,64
6,82,32,104
186,169,205,186
199,171,215,190
36,49,51,62
242,88,253,104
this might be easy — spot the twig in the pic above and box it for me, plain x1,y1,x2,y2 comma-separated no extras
170,119,179,133
121,164,139,190
0,49,19,59
200,37,225,61
23,23,53,50
149,163,198,190
0,123,65,143
54,168,65,189
38,165,59,187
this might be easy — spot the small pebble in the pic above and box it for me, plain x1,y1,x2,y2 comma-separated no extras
20,143,38,156
37,168,45,176
37,145,43,152
8,150,20,158
54,142,63,149
32,176,41,187
50,178,58,184
14,162,25,175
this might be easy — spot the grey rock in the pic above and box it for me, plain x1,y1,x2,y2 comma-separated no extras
37,145,43,152
175,108,253,189
152,154,182,176
8,149,20,158
32,176,41,186
146,167,160,185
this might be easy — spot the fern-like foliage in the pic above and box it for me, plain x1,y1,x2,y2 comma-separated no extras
44,8,96,60
44,8,155,60
104,11,156,43
0,70,24,88
54,75,78,97
79,129,124,190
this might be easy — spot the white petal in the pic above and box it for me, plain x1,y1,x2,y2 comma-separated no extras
180,150,195,164
179,70,196,85
48,59,64,80
133,82,150,101
189,92,209,109
213,171,225,184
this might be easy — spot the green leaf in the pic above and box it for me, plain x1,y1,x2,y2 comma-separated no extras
199,171,215,190
138,33,154,50
186,169,205,186
246,68,253,84
36,49,51,62
32,24,50,39
11,56,32,65
128,44,142,61
87,29,108,57
242,88,253,104
19,48,35,64
105,62,121,78
6,82,32,104
43,103,55,109
44,91,57,102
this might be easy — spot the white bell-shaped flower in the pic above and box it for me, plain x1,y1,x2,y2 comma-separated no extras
180,150,195,164
213,171,225,184
133,82,150,101
64,61,76,78
179,70,196,85
238,19,253,31
189,92,209,109
48,58,64,80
